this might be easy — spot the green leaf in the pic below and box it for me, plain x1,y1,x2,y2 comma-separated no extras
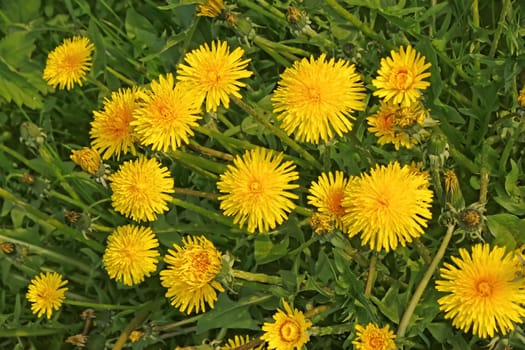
254,235,289,265
487,213,525,249
196,294,259,333
427,322,453,344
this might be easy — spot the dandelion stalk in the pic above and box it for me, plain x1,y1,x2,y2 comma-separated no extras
397,222,456,339
489,0,511,57
325,0,393,50
187,140,233,161
232,96,322,170
170,197,235,228
233,269,283,285
174,187,220,200
309,322,355,336
64,299,137,310
364,253,377,297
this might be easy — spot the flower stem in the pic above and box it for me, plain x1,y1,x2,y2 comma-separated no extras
174,187,220,200
187,140,233,161
232,96,322,170
364,253,377,297
396,223,456,339
309,322,355,336
233,269,283,285
170,197,235,228
325,0,394,50
64,299,137,310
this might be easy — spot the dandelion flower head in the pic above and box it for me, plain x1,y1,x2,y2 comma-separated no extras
307,171,349,232
70,147,102,175
160,235,224,314
261,300,312,350
90,87,142,160
372,45,431,106
221,335,263,350
26,271,68,319
43,36,94,90
109,157,174,222
272,54,366,144
197,0,225,18
217,148,299,233
436,243,525,338
177,40,252,112
352,323,396,350
342,161,433,252
132,73,202,152
103,225,160,286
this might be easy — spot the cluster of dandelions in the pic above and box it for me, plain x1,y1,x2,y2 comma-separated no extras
31,27,525,348
367,45,437,150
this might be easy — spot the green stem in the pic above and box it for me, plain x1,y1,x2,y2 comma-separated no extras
325,0,393,50
397,223,456,339
448,146,479,174
0,328,66,337
364,253,377,297
106,66,137,86
153,314,203,332
174,187,220,200
232,96,322,170
194,125,255,151
479,141,490,204
170,197,236,228
0,232,95,275
171,149,227,174
489,0,511,57
188,140,233,161
309,322,355,336
64,299,137,310
48,190,114,224
112,299,163,350
0,187,104,252
233,269,283,285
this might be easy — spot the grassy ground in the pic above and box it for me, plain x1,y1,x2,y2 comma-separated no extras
1,0,525,349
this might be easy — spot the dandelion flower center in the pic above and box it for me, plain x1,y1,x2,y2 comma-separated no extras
279,320,300,342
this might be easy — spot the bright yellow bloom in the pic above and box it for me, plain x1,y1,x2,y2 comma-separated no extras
217,148,299,233
177,40,252,112
103,225,160,286
261,300,312,350
436,244,525,338
109,157,174,222
221,335,263,350
128,330,144,343
132,73,201,152
160,235,224,314
352,323,396,350
90,87,142,160
70,147,102,175
372,45,431,106
367,101,429,150
272,54,366,144
307,171,349,232
342,162,433,252
43,36,94,90
518,86,525,107
26,272,68,319
197,0,225,18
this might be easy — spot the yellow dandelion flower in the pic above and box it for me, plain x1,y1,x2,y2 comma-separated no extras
217,148,299,233
342,162,433,252
307,171,349,232
177,40,252,112
128,330,144,343
103,225,160,286
272,54,366,144
436,244,525,338
372,45,431,106
90,87,142,160
26,271,68,319
109,157,174,222
70,147,102,175
518,86,525,107
43,36,94,90
309,212,334,235
160,235,224,314
221,335,263,350
132,73,201,152
197,0,225,18
261,300,312,350
352,323,396,350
